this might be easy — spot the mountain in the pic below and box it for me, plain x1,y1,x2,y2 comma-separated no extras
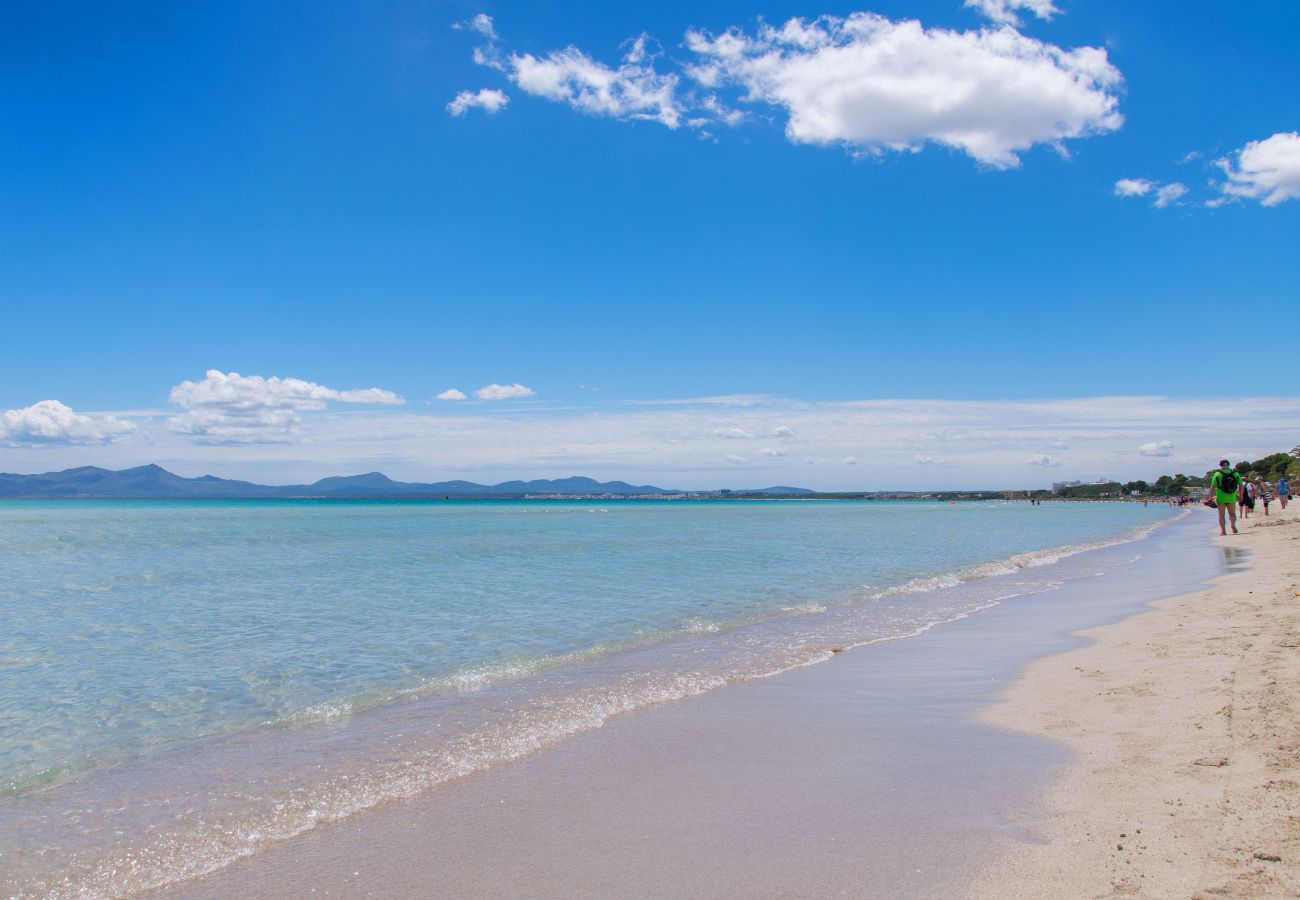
741,486,816,495
0,465,279,498
0,465,718,499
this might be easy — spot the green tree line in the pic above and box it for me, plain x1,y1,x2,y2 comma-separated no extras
1118,449,1298,497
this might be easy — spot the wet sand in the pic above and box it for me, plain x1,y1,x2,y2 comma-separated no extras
970,503,1300,898
161,512,1234,899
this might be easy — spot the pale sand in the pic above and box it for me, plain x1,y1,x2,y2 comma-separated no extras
969,503,1300,899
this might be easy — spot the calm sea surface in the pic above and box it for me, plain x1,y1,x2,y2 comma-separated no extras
0,499,1176,896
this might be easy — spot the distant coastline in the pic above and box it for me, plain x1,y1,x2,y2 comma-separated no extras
0,463,1024,501
16,458,1290,501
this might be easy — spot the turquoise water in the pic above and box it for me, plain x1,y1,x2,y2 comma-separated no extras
0,499,1176,896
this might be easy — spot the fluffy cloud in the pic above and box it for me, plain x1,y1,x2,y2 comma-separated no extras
504,36,681,128
447,88,509,117
1138,440,1174,458
168,370,403,443
1216,131,1300,206
1153,182,1188,208
437,389,468,401
474,383,536,400
965,0,1060,26
0,400,135,446
713,427,752,439
685,14,1123,168
770,425,794,437
463,13,1122,168
842,455,859,465
759,447,786,457
464,13,496,39
1114,178,1153,197
1115,178,1187,208
1025,453,1061,467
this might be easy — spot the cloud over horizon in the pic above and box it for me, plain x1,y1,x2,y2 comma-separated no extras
474,383,537,400
0,400,136,446
1138,440,1175,458
168,370,404,443
4,391,1295,491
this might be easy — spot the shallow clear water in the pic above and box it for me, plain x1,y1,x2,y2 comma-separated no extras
0,498,1176,896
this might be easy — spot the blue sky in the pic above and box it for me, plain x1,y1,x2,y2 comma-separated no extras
2,1,1298,488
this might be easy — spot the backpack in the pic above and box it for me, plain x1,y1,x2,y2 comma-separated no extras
1218,470,1240,493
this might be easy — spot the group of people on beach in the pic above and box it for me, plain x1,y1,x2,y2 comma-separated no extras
1209,459,1291,535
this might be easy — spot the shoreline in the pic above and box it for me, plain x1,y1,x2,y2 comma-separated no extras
4,502,1180,899
968,503,1300,897
157,510,1230,898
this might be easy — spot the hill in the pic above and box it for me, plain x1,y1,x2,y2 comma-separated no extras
0,465,707,499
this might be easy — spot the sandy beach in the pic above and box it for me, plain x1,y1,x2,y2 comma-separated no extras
970,503,1300,898
145,505,1300,900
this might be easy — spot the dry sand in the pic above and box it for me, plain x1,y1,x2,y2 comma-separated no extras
969,503,1300,899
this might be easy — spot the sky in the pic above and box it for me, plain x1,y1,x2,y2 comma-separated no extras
2,0,1298,489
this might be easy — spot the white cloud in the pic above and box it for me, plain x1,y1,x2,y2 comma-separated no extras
168,370,403,443
1216,131,1300,206
474,383,536,400
0,400,135,446
627,394,777,407
462,13,1121,169
467,13,496,40
1138,440,1174,458
684,14,1122,168
8,394,1297,492
1153,182,1188,208
770,425,794,437
759,447,786,457
505,36,681,128
713,427,752,439
1114,178,1153,197
437,389,467,401
965,0,1060,27
447,88,510,117
1116,178,1187,208
1025,453,1061,467
842,455,859,465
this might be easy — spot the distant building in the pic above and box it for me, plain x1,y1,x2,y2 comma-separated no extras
1051,480,1083,494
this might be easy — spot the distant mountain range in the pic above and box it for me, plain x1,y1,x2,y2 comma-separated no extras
0,465,816,499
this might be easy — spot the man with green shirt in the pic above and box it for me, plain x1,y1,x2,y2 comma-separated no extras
1209,459,1241,536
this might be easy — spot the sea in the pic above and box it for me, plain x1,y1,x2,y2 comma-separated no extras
0,498,1179,897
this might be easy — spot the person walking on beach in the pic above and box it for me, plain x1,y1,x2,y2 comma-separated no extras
1237,474,1254,518
1255,476,1275,516
1210,460,1241,535
1279,473,1291,510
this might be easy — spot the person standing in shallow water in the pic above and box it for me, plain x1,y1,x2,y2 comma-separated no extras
1209,460,1241,536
